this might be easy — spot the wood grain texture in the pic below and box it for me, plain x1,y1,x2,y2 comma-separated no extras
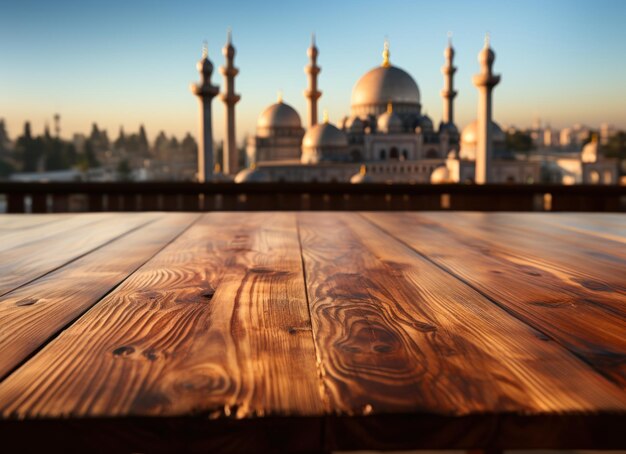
0,213,199,380
0,212,324,419
0,213,159,297
298,212,626,417
368,214,626,388
529,212,626,245
0,214,96,253
0,212,625,452
363,212,626,387
0,214,70,232
455,212,626,315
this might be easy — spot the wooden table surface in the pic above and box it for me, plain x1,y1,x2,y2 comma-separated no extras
0,212,624,453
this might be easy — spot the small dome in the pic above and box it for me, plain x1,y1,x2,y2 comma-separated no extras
257,101,302,130
581,136,600,163
350,165,374,184
234,167,271,183
346,116,364,132
307,44,318,59
460,119,506,145
197,56,213,76
223,43,235,59
419,114,434,131
479,46,495,66
377,108,403,134
439,121,459,135
302,122,348,149
444,45,455,59
351,66,420,108
430,166,451,184
459,119,506,160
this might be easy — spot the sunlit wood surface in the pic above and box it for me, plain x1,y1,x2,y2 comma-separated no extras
0,212,624,453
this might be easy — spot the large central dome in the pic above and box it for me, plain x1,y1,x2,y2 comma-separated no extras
351,65,421,107
350,43,421,120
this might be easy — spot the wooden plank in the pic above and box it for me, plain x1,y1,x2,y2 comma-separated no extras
298,212,626,449
0,213,160,297
531,212,626,245
363,212,626,387
0,213,324,425
457,213,626,323
0,213,199,380
0,213,113,253
0,214,70,232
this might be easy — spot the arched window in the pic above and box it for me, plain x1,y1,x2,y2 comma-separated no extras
351,149,362,162
380,149,386,160
589,170,600,184
603,170,613,184
390,147,399,160
402,149,408,160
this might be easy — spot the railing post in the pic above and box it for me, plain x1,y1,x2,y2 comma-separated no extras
7,194,25,213
31,194,48,213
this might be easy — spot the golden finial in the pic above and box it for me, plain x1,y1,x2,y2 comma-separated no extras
323,109,329,123
277,90,283,103
311,32,316,47
359,164,367,176
227,27,232,45
202,40,208,59
484,32,490,48
447,31,453,46
382,37,390,67
387,102,393,114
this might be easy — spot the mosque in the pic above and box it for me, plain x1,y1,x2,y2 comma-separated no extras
190,33,617,185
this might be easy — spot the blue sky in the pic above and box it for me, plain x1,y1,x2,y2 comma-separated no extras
1,0,625,143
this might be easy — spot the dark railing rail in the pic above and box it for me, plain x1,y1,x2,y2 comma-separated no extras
1,182,625,212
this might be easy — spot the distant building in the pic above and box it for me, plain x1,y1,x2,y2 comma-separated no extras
221,35,539,184
190,33,620,185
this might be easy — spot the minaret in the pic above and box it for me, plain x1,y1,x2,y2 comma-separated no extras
441,33,457,127
219,29,241,175
472,34,500,184
304,33,321,128
53,113,61,139
190,42,220,182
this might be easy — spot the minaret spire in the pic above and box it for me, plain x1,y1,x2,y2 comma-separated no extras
472,33,501,184
440,32,457,127
304,33,322,128
190,42,220,182
220,28,241,176
382,38,390,67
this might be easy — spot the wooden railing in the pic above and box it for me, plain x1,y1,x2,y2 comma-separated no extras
0,182,625,212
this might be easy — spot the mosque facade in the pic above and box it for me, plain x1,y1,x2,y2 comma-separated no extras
191,33,618,185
